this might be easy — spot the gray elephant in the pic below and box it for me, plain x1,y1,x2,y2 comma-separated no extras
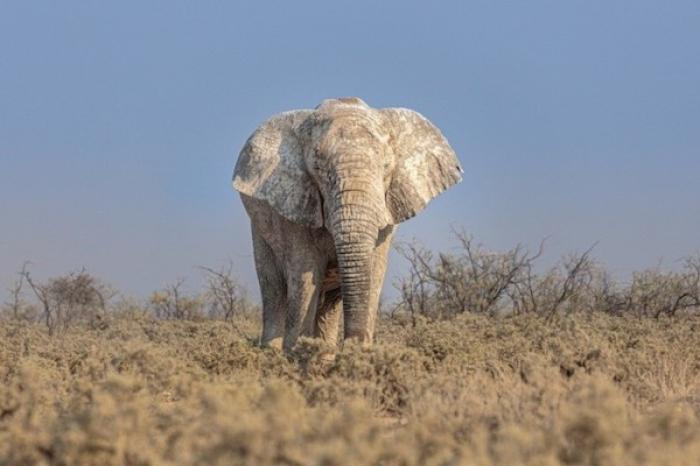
233,97,462,351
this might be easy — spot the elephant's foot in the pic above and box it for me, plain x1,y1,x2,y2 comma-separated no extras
260,336,283,350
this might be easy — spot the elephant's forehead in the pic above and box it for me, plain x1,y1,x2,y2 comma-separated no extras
313,112,387,147
324,118,380,139
316,127,388,158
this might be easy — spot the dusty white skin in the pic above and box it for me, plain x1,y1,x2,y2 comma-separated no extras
233,97,462,351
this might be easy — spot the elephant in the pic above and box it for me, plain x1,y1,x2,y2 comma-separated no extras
232,97,462,352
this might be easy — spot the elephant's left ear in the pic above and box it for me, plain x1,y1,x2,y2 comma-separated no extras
380,108,463,224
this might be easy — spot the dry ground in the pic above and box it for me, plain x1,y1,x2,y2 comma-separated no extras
1,311,700,465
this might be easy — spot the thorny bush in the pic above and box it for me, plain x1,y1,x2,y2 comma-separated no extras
394,230,700,321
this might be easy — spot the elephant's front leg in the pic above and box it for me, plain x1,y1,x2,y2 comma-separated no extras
284,257,323,352
366,225,395,342
252,227,287,349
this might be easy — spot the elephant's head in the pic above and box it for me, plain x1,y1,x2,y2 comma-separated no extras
233,97,462,341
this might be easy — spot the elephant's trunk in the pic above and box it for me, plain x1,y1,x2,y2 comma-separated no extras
330,170,382,343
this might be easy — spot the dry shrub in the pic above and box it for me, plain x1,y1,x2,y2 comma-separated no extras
395,231,700,320
149,278,205,321
4,267,113,335
394,232,542,318
148,269,257,324
2,311,700,465
200,262,256,322
627,258,700,318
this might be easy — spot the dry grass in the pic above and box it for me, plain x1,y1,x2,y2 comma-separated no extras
1,311,700,465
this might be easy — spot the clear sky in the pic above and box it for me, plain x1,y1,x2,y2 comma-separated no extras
1,1,699,302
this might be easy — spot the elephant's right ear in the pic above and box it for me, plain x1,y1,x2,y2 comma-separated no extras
233,110,323,227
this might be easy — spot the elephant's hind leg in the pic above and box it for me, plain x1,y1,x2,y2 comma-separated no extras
252,227,287,350
314,287,342,347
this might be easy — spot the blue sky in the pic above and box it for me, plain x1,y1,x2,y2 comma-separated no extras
1,1,699,301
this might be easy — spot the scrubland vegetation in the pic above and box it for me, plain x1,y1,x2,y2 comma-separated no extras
2,235,700,465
